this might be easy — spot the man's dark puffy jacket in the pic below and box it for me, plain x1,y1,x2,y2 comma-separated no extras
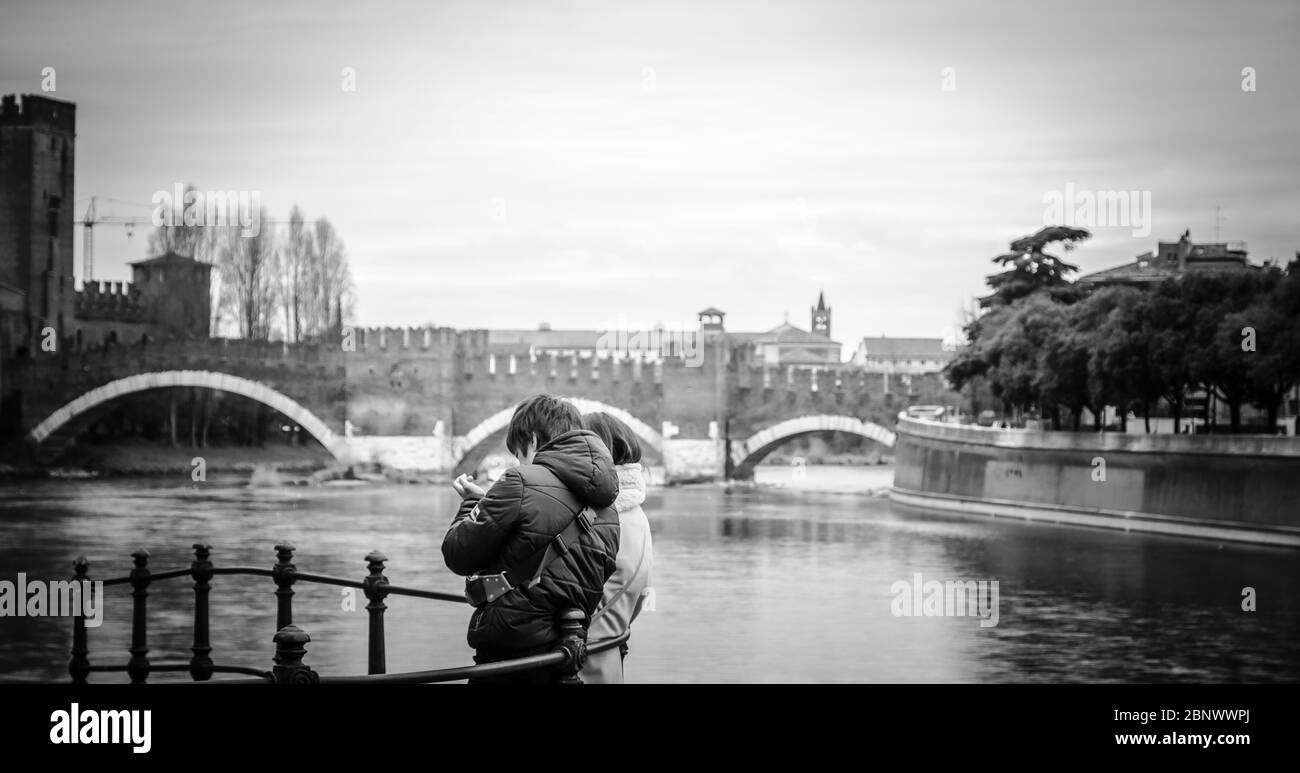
442,429,620,656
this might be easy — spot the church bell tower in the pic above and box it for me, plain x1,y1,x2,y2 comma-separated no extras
811,290,831,337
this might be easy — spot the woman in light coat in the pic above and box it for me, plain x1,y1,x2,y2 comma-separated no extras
580,412,654,684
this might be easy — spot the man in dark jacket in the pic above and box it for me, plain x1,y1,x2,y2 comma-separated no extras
442,394,620,683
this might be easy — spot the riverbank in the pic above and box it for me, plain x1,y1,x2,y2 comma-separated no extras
0,441,336,480
893,415,1300,548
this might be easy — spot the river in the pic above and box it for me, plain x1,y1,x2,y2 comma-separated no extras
1,465,1296,683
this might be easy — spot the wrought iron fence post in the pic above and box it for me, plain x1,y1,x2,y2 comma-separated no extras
272,543,297,630
362,550,390,675
190,543,215,681
128,549,151,684
554,608,588,685
272,625,319,684
69,556,91,684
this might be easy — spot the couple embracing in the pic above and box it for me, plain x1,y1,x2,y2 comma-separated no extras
441,394,654,684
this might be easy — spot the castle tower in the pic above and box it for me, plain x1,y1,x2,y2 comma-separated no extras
0,94,77,353
811,290,831,338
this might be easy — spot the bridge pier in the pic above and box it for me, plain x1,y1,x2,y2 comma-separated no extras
343,432,455,473
662,438,726,484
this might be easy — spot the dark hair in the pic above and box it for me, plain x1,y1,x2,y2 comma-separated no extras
506,395,583,458
582,412,642,466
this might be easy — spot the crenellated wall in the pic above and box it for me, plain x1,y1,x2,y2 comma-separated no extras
74,281,152,323
8,326,948,481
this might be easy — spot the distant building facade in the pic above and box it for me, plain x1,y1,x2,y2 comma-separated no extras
726,292,841,368
1078,230,1260,288
485,292,843,369
851,336,954,375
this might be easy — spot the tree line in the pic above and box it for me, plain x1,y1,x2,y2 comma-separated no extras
945,227,1300,434
148,189,355,343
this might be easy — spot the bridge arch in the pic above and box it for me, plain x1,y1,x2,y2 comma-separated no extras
730,414,895,478
27,370,349,461
453,397,663,475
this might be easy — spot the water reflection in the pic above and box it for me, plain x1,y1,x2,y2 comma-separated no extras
0,468,1296,683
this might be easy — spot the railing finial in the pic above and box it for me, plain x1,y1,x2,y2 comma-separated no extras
554,608,588,684
272,542,297,630
272,625,319,684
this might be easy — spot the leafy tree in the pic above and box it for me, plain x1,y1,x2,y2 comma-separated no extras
1180,271,1278,433
1093,286,1164,432
1035,305,1091,430
948,231,1293,436
982,226,1090,308
1069,287,1139,431
1231,263,1300,432
1145,281,1200,432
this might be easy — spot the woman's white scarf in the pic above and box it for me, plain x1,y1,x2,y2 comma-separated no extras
613,463,647,512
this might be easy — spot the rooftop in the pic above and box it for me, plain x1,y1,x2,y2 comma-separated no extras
128,250,213,268
856,336,951,359
731,321,839,346
1078,231,1257,286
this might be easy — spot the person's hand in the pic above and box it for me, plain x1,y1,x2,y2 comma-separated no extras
451,473,486,500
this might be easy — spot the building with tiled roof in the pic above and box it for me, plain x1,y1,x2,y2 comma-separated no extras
730,319,842,367
1078,230,1259,287
851,335,954,375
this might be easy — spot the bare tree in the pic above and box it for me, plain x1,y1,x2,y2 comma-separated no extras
276,205,316,343
223,210,279,340
311,217,354,337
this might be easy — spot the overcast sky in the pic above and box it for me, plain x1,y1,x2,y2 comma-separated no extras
3,0,1297,347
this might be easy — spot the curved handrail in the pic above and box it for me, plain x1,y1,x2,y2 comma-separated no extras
64,545,623,684
98,566,469,603
311,631,631,685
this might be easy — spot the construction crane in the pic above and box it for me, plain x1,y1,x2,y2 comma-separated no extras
76,197,156,281
75,196,304,283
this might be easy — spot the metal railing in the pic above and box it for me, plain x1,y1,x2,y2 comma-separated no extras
67,543,626,684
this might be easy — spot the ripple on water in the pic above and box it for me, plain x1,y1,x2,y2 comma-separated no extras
1,469,1298,683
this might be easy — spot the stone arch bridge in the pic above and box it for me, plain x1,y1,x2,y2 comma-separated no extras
5,331,916,480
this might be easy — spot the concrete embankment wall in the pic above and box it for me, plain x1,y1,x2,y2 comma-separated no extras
892,416,1300,547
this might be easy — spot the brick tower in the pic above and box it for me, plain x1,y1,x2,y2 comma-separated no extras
0,93,77,356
